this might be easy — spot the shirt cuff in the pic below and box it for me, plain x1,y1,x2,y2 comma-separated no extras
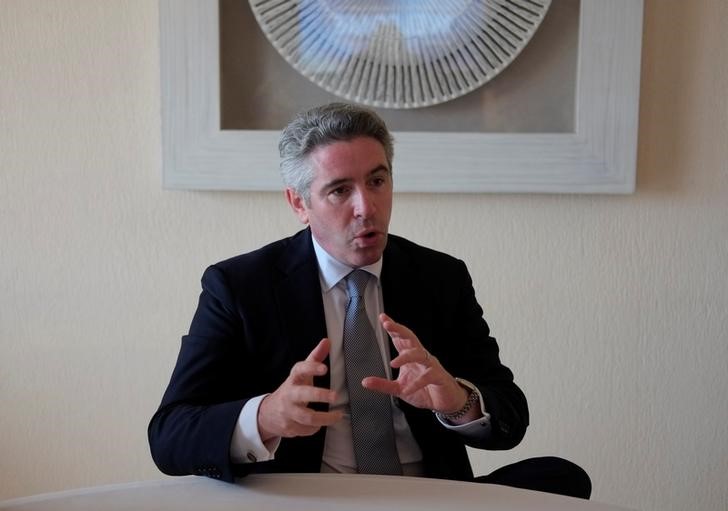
229,394,281,464
435,379,492,439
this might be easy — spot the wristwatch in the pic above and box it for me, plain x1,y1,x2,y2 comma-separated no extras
435,378,482,422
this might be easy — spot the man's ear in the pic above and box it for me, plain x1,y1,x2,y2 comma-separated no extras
285,188,309,224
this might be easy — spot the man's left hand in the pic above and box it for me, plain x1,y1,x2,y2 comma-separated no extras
361,313,472,417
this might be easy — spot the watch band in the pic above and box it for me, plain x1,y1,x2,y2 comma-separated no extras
435,379,481,422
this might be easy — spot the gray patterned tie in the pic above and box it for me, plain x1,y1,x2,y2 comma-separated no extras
343,269,402,475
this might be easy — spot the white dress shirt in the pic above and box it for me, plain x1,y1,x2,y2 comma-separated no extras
230,236,491,470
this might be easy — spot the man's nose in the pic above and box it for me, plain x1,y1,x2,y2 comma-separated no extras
353,188,376,218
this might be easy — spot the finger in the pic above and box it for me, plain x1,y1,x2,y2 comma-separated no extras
390,347,433,369
276,421,326,439
306,338,331,363
288,409,343,437
287,425,321,438
288,385,338,406
379,314,420,350
398,370,439,395
289,359,328,383
361,376,401,396
260,392,342,440
379,313,404,337
289,407,344,428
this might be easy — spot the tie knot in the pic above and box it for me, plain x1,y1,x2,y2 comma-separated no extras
345,269,370,299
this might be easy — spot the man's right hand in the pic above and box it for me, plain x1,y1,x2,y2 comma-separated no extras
257,338,342,442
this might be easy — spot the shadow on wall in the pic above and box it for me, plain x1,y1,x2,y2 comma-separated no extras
636,0,704,195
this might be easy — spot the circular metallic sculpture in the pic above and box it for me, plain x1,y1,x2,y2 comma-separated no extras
248,0,551,109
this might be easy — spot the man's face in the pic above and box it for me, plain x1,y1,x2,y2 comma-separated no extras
286,136,393,268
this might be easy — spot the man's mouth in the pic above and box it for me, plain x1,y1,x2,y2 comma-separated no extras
354,229,384,244
355,228,379,238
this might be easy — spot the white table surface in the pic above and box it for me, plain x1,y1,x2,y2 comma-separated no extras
0,474,633,511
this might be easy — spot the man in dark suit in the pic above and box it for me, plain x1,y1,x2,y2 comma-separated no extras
148,103,590,498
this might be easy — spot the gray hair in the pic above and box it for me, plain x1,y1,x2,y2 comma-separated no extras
278,103,394,204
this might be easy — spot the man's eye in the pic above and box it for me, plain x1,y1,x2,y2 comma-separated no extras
330,187,349,197
370,176,388,187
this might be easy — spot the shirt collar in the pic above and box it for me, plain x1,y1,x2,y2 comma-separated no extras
311,234,383,292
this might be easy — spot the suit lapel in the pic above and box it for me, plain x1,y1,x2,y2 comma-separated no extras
380,236,429,375
381,238,414,330
272,229,330,391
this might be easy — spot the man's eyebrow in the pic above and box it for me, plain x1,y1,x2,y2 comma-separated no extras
370,164,391,175
320,165,390,191
321,177,352,191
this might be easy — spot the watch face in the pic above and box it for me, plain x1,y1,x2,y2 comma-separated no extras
248,0,552,109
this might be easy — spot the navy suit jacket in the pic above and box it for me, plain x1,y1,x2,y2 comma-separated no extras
148,229,528,482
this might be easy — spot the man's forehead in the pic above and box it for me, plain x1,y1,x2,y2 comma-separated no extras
308,139,389,176
308,136,384,157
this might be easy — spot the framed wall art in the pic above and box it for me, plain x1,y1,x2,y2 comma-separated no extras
160,0,643,193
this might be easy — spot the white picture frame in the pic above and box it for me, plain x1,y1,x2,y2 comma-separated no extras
160,0,644,193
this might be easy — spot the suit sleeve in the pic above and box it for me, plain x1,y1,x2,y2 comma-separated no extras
437,259,529,450
147,265,251,482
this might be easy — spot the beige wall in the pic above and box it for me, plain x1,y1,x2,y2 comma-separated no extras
1,1,726,510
